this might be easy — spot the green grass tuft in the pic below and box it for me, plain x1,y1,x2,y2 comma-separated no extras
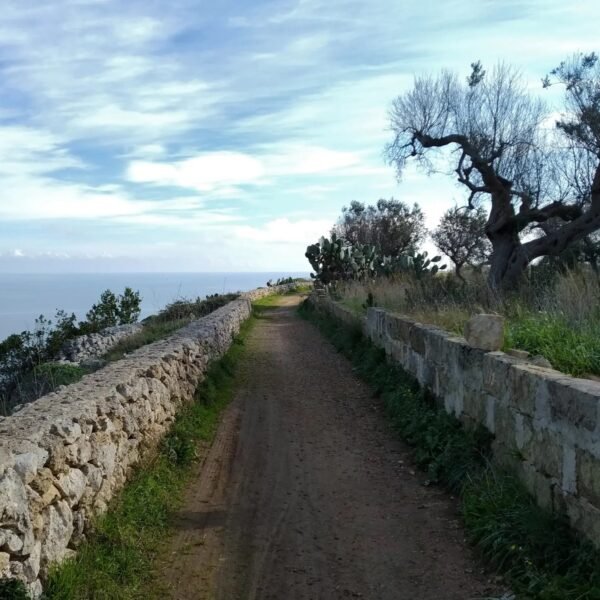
43,315,255,600
505,313,600,377
299,299,600,600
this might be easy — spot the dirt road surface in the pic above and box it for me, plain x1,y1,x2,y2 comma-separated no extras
161,296,501,600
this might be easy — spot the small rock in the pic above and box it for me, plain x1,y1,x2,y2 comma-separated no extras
464,314,504,351
0,551,10,576
530,355,553,369
507,349,529,360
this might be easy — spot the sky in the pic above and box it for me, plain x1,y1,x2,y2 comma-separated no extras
0,0,598,273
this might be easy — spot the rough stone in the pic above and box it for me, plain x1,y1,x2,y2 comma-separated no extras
464,313,504,351
55,470,87,507
531,355,553,369
40,500,74,571
0,552,9,577
577,448,600,508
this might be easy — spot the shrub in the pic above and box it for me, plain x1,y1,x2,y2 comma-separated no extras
151,293,239,324
0,579,29,600
85,288,142,332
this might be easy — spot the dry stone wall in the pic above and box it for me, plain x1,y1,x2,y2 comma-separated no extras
57,323,143,364
310,295,600,547
0,284,301,597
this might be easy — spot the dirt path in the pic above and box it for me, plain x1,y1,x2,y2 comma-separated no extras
161,296,501,600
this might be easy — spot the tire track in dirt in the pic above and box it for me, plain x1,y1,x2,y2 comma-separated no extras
161,296,502,600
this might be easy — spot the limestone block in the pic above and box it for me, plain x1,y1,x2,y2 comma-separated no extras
492,401,517,452
522,429,563,480
385,313,415,344
0,468,34,555
577,448,600,507
518,461,557,512
0,529,23,553
565,495,600,545
531,355,553,368
408,324,426,354
507,363,549,417
0,551,10,576
482,352,518,401
55,469,86,507
462,386,487,424
464,313,504,351
41,500,74,571
547,376,599,431
28,579,43,599
23,541,41,580
50,421,82,445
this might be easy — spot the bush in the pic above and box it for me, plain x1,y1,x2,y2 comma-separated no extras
151,293,239,324
0,578,30,600
85,288,142,332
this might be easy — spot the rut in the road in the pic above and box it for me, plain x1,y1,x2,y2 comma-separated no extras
160,296,500,600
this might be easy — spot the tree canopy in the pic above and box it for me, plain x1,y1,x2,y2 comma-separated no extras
431,206,490,280
385,55,600,288
332,198,426,258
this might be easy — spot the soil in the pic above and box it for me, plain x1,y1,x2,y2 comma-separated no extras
159,296,504,600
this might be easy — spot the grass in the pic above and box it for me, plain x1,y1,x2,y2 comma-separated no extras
505,313,600,377
335,269,600,377
103,319,190,362
300,298,600,600
42,314,256,600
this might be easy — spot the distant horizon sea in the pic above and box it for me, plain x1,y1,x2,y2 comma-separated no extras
0,272,309,340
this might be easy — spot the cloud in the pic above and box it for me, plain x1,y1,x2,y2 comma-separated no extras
0,0,599,272
233,217,333,244
127,152,266,192
125,145,364,192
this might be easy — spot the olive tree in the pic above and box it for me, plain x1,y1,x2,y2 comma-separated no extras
333,198,425,257
431,206,490,281
386,57,600,289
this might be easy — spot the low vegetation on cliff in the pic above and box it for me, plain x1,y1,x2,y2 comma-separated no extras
0,291,241,415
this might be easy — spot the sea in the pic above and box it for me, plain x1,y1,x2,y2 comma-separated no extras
0,272,309,340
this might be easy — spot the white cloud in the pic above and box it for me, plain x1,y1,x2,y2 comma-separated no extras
265,145,361,175
233,217,332,244
126,145,365,193
127,152,266,192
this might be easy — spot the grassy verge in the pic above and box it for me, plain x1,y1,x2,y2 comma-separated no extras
42,314,256,600
299,299,600,600
335,271,600,377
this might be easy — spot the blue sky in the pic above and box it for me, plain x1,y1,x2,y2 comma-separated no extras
0,0,598,272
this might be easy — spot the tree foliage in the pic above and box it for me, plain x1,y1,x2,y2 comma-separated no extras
0,288,142,414
85,287,141,331
432,206,490,280
385,56,600,289
333,199,426,258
